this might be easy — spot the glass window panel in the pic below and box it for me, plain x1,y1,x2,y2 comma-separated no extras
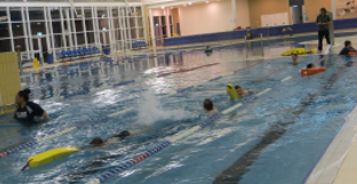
84,8,92,18
85,20,94,31
10,8,22,22
14,38,26,51
98,19,108,30
54,35,63,48
29,8,44,20
112,8,118,17
97,8,107,18
31,22,46,35
75,20,83,32
137,17,143,27
131,28,137,39
0,23,10,38
86,32,95,44
77,33,85,45
12,23,24,37
50,8,60,20
52,21,62,34
0,39,11,52
0,8,7,18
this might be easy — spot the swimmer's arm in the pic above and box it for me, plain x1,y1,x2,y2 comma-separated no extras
41,111,49,121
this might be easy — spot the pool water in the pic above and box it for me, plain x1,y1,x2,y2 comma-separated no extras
1,35,357,184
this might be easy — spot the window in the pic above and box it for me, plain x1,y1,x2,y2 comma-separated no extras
10,8,22,22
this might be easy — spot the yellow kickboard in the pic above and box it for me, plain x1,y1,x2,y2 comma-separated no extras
28,146,80,168
227,83,239,101
281,48,317,56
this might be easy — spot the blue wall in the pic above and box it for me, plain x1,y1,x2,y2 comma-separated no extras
164,18,357,46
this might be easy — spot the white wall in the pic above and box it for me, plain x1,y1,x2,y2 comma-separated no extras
178,0,250,36
237,0,250,28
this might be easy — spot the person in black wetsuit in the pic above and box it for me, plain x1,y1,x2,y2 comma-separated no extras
316,8,331,52
14,89,48,124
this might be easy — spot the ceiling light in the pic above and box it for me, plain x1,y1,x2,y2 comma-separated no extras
188,2,192,5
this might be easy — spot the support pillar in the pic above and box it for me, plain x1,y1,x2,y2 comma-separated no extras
149,9,156,48
231,0,237,29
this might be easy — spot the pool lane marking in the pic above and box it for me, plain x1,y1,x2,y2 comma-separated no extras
222,103,243,115
281,76,292,83
107,108,133,118
255,88,272,97
36,126,77,143
84,85,277,183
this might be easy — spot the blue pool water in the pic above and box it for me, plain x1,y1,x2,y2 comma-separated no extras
1,36,357,184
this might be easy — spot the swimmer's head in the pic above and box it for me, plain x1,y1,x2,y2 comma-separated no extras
90,137,105,146
345,40,352,47
16,89,31,105
235,85,244,96
306,63,315,69
203,99,214,112
320,8,327,15
118,130,131,140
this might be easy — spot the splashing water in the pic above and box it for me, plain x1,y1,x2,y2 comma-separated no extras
135,89,193,127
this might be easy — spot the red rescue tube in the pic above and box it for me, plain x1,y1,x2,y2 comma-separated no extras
300,67,326,77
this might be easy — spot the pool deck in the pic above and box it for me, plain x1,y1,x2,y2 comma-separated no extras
305,106,357,184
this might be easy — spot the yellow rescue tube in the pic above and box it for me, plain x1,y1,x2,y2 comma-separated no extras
227,83,239,101
281,48,317,56
28,146,80,168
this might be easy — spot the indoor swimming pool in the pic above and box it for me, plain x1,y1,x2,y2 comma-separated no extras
1,36,357,184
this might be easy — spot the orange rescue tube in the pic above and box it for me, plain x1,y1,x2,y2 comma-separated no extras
349,50,357,56
300,67,326,77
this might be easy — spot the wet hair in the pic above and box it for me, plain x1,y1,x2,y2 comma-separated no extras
113,130,131,140
345,40,352,47
203,99,214,111
235,85,242,90
320,8,327,13
17,89,31,102
306,63,315,68
90,137,105,146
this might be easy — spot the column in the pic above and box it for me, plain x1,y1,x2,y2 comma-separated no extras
59,7,67,49
25,7,34,59
149,9,156,48
70,8,78,48
231,0,237,29
44,7,52,55
291,5,303,24
118,7,125,50
81,7,88,48
21,7,30,59
7,7,14,52
65,9,73,48
47,7,57,61
165,8,171,38
330,0,336,45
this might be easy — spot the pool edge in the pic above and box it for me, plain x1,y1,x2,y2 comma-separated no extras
305,105,357,184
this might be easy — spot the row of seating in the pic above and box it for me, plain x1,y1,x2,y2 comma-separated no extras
132,40,147,49
57,47,100,59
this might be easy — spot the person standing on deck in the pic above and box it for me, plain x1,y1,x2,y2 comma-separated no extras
316,8,331,52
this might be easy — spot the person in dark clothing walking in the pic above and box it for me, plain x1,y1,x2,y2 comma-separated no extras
316,8,331,52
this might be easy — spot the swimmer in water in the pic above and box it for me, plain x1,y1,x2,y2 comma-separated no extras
292,54,299,65
306,63,315,69
203,99,218,116
14,89,48,124
339,40,356,56
88,130,131,147
204,46,213,56
234,85,249,97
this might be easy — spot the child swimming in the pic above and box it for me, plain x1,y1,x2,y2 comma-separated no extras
203,99,218,116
